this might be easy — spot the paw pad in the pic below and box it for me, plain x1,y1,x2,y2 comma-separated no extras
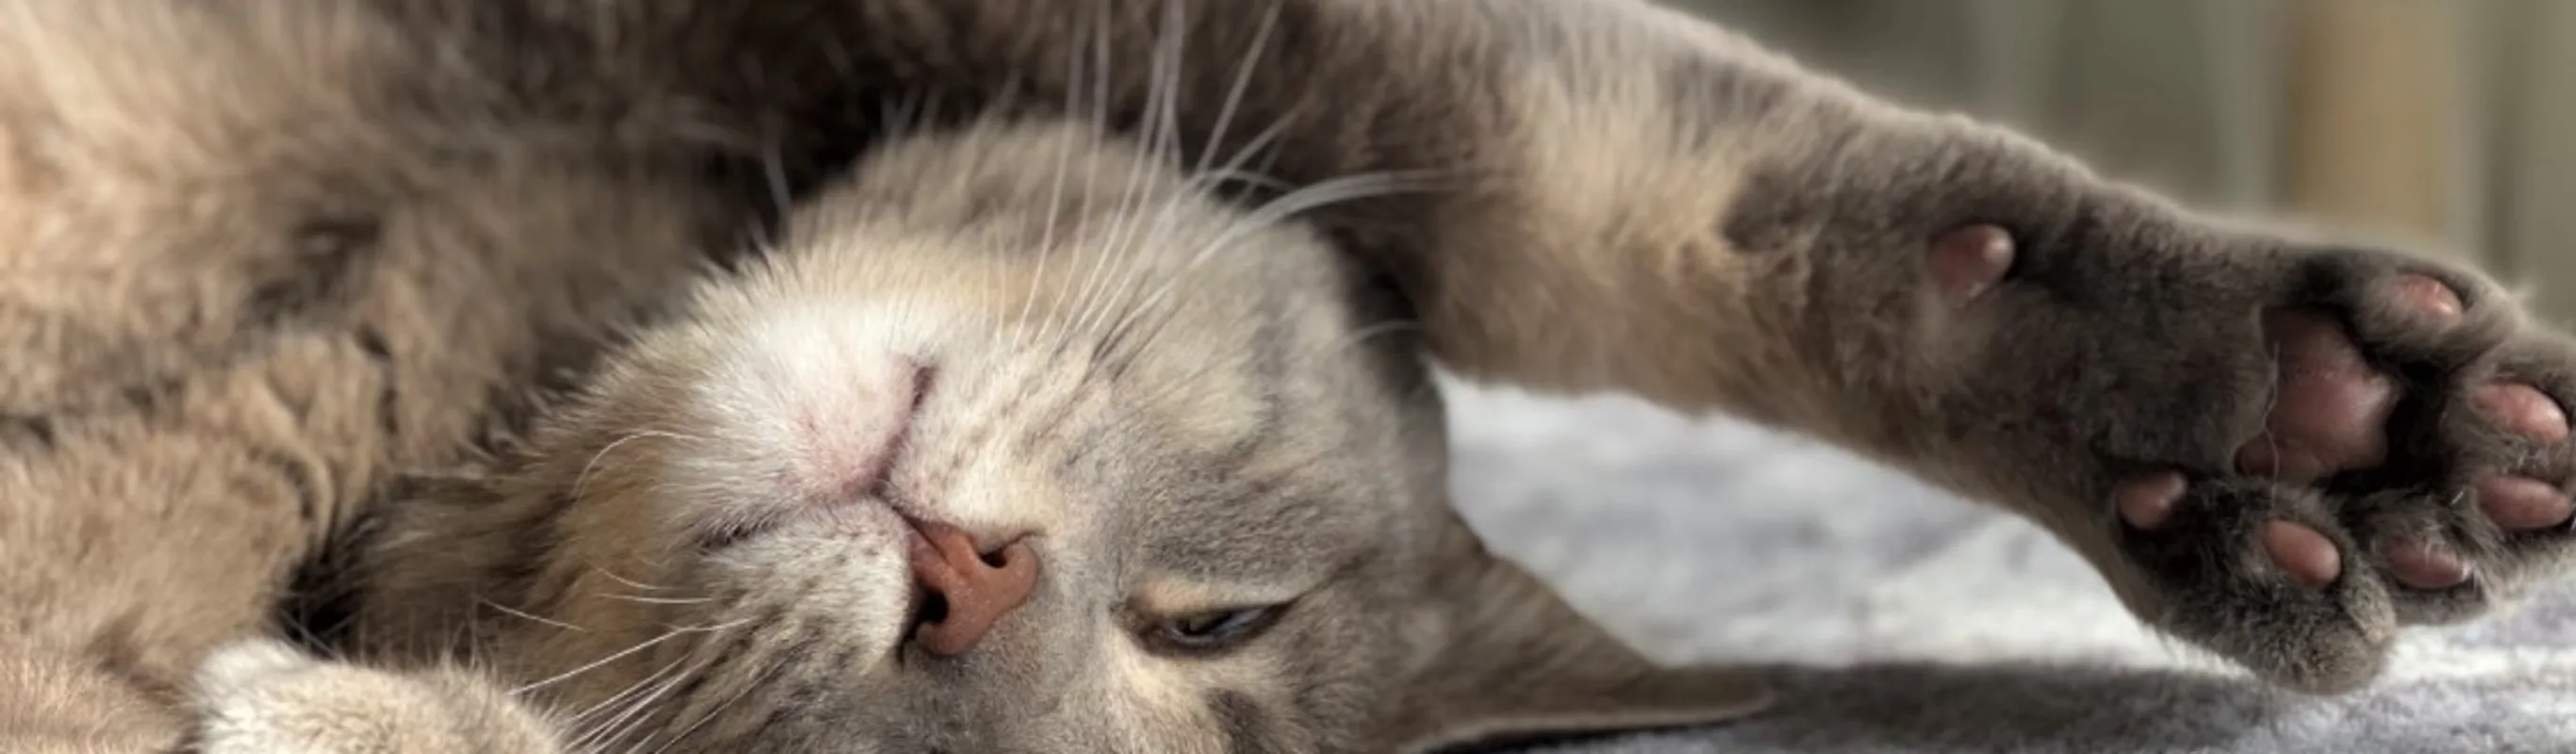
2473,383,2568,443
1928,223,2015,304
2381,537,2472,589
2475,477,2572,531
2233,310,2395,483
2068,253,2576,692
2115,472,2187,531
2259,520,2341,587
2389,273,2464,320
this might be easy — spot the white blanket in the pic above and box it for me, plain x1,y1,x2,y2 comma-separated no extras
1445,381,2576,753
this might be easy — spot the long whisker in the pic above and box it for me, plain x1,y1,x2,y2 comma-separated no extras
579,648,723,752
481,598,589,633
573,430,699,501
598,593,716,606
1082,53,1314,352
565,655,688,731
1190,3,1282,181
1331,320,1426,355
1110,171,1438,365
1085,117,1296,355
637,652,787,754
592,566,682,594
1014,28,1085,336
511,618,748,697
559,612,750,751
1039,7,1121,353
1074,0,1197,347
1062,16,1168,347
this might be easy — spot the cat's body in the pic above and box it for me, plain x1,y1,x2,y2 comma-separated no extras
6,1,2576,752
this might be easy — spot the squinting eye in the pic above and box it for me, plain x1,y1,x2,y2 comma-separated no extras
1144,605,1284,655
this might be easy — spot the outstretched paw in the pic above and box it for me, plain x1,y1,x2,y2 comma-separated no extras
1907,214,2576,693
191,639,565,753
2059,249,2576,693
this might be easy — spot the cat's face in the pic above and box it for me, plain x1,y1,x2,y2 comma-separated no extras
444,120,1763,752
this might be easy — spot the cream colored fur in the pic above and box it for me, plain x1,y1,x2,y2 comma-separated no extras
8,0,2575,751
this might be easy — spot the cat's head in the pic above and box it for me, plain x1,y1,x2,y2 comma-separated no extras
365,119,1766,752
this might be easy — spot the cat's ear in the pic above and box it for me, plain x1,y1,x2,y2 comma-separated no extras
1381,522,1774,753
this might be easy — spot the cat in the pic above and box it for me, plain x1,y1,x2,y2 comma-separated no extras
2,0,2570,752
244,114,1781,752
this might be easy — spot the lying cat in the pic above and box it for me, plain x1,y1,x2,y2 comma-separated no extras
4,0,2571,752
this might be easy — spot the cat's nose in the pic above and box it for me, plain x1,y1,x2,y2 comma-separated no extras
906,520,1039,656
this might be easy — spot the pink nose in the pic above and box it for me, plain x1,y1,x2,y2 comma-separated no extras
907,521,1039,656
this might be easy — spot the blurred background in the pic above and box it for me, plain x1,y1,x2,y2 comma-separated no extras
1664,0,2576,326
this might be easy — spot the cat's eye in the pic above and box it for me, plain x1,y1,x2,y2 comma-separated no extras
1142,605,1285,655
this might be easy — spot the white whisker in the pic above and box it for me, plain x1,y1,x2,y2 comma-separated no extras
512,618,749,697
579,651,718,751
566,656,687,729
1015,27,1086,335
1032,13,1119,352
637,654,786,754
1082,4,1238,358
592,566,681,594
1064,17,1170,347
1113,171,1439,363
1332,320,1426,355
482,598,588,633
601,594,716,606
1189,3,1282,180
1089,110,1299,354
573,430,697,502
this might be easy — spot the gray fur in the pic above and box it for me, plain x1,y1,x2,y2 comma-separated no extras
1,0,2570,752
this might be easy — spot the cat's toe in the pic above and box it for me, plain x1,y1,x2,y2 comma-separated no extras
2378,534,2472,590
2471,382,2569,444
2116,479,2394,693
2337,336,2576,626
2114,473,2346,590
2476,474,2572,531
2258,519,2343,587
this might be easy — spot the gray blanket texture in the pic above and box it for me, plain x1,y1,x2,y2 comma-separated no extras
1443,380,2576,754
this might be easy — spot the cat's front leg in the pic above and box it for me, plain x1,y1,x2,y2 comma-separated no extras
1708,135,2576,695
190,640,568,754
1259,1,2576,696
